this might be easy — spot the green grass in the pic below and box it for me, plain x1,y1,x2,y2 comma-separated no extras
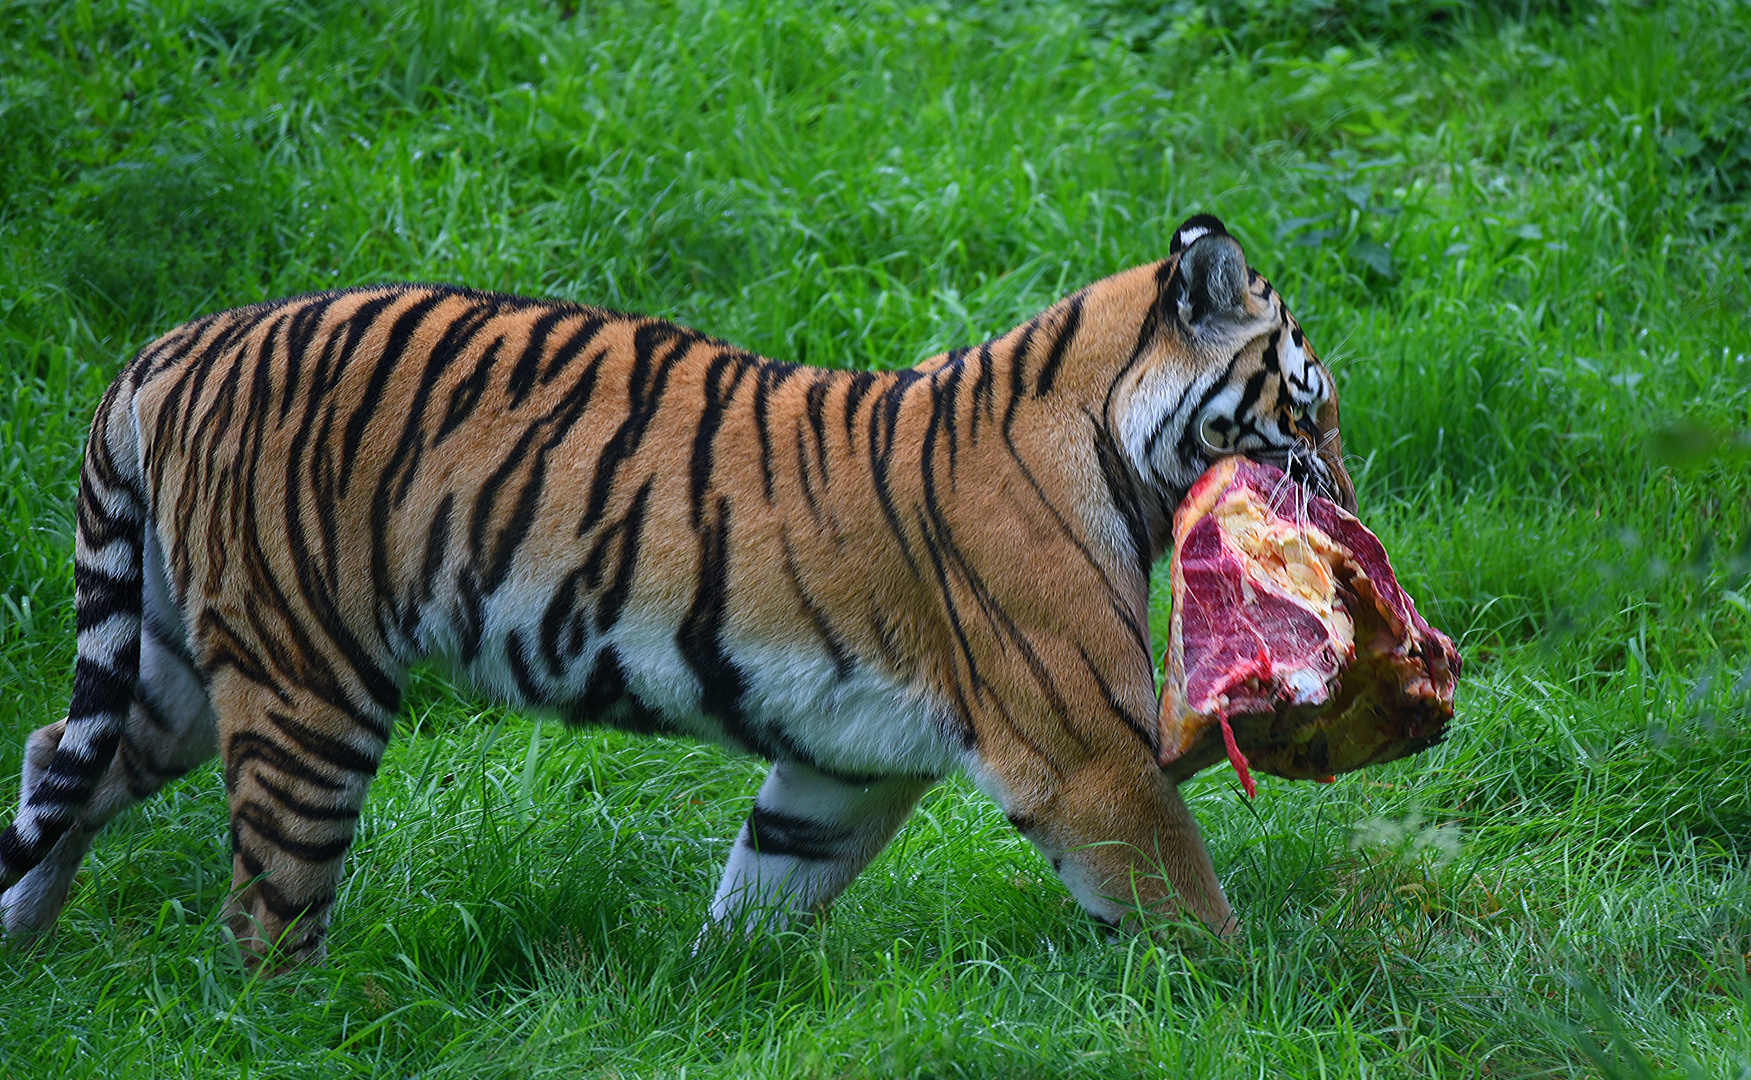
2,0,1750,1075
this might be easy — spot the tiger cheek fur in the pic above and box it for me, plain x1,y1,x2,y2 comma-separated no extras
1,215,1345,964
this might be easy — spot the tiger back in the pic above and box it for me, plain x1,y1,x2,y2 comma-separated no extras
1,216,1354,965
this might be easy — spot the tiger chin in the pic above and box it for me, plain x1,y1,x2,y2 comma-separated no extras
0,215,1353,967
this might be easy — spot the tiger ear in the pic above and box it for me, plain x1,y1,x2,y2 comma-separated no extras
1169,216,1248,329
1169,214,1229,256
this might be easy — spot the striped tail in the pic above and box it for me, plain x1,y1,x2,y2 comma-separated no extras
0,405,144,890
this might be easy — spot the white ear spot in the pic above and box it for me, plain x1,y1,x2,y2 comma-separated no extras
1177,225,1211,249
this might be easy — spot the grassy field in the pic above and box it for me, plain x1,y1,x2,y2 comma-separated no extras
2,0,1749,1075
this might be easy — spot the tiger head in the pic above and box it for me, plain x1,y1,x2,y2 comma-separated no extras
1094,215,1356,540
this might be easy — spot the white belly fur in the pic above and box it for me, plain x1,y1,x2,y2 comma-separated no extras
456,583,964,780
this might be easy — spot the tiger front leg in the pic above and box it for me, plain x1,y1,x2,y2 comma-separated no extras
998,749,1236,938
706,760,936,935
210,671,389,969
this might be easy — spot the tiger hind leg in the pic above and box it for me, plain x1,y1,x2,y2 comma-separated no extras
2,603,218,935
706,761,936,935
211,670,391,968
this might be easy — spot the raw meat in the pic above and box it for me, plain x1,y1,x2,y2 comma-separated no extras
1158,457,1460,795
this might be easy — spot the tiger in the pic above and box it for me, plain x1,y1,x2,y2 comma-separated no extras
0,215,1353,966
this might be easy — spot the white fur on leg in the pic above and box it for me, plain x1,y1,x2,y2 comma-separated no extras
3,613,218,937
2,825,96,935
705,761,934,935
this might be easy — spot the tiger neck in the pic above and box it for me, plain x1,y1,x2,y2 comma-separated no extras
880,324,1169,601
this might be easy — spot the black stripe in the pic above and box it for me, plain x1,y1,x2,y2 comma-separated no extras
804,374,831,488
539,566,589,676
937,360,964,476
74,485,143,549
971,333,1006,439
257,710,383,777
280,293,405,715
566,646,630,721
185,328,251,491
866,370,922,574
1092,420,1151,578
434,329,503,444
236,367,406,740
165,314,247,448
841,370,877,445
1237,367,1270,421
144,314,246,459
129,316,208,386
386,302,505,505
1166,354,1245,472
913,484,1088,759
504,629,545,704
457,569,485,664
278,295,342,423
539,314,609,387
0,822,54,878
1076,643,1156,753
337,291,449,498
743,805,852,861
990,326,1148,658
753,361,802,502
233,802,353,864
469,348,605,595
229,835,334,922
911,507,982,692
588,477,653,633
563,647,670,734
676,496,751,743
65,641,140,721
417,493,456,604
794,422,824,524
248,771,363,822
1260,328,1282,373
25,726,123,809
1001,311,1032,444
691,351,753,529
1033,294,1083,397
73,564,143,630
240,592,304,693
196,608,286,699
577,322,692,538
503,308,572,406
783,539,855,680
1109,275,1171,428
238,312,288,470
224,732,350,793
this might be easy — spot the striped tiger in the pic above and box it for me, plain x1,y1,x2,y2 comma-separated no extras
0,215,1353,965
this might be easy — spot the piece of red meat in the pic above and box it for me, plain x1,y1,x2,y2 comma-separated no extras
1158,457,1460,794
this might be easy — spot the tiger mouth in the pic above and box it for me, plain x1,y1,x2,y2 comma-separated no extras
1242,446,1352,513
